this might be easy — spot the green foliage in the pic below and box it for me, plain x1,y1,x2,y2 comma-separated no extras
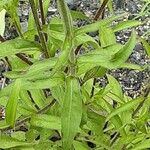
0,0,149,149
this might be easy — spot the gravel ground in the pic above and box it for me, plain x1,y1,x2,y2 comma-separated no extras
0,0,150,100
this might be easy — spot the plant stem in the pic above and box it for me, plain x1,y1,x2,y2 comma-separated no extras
0,35,5,42
1,99,56,131
39,0,48,42
94,0,109,20
29,0,49,58
75,0,108,55
57,0,75,75
16,53,33,65
14,20,24,38
39,0,46,25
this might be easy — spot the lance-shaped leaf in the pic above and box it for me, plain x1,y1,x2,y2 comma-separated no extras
0,39,41,58
99,26,116,47
112,20,142,32
106,97,144,121
141,38,150,57
107,74,123,99
0,135,37,149
109,31,136,67
30,114,61,130
4,57,57,80
5,79,21,127
0,120,9,129
132,139,150,150
77,31,136,71
75,13,126,36
83,66,107,83
21,73,65,90
62,77,82,150
29,89,46,109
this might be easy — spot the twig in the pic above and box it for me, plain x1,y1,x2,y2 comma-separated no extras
29,0,49,58
1,99,56,131
16,53,33,65
38,0,48,41
75,0,108,55
94,0,109,20
39,0,46,25
0,35,5,42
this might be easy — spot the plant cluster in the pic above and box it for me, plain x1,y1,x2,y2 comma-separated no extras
0,0,150,149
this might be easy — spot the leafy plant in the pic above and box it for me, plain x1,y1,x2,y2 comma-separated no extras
0,0,150,149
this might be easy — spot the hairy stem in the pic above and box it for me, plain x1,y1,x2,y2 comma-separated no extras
57,0,75,75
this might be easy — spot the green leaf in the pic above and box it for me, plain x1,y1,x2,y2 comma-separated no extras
77,42,130,73
21,73,65,90
11,131,26,141
106,97,144,121
0,135,36,149
57,0,73,37
52,36,72,74
119,63,148,71
132,139,150,150
71,10,89,21
6,79,21,127
76,44,119,75
99,26,116,47
0,120,9,129
24,57,57,79
7,55,29,71
0,39,41,58
141,38,150,57
83,66,107,83
51,85,65,105
77,49,111,64
0,82,14,97
109,31,136,67
30,114,61,130
107,74,123,99
0,9,6,36
29,89,47,108
20,90,37,112
73,141,89,150
4,58,57,80
62,77,82,150
107,0,114,14
112,20,142,32
75,13,126,36
43,0,51,18
75,34,100,49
